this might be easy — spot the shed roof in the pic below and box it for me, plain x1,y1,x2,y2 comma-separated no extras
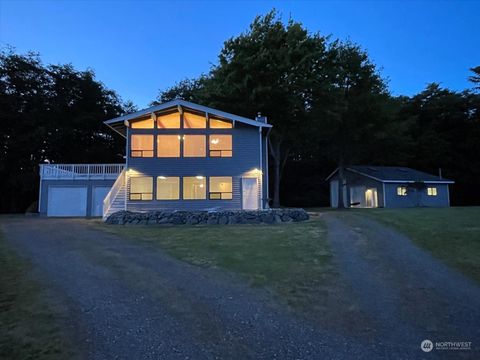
326,166,454,184
104,99,272,137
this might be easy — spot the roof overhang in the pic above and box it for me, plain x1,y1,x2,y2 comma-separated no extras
104,99,272,137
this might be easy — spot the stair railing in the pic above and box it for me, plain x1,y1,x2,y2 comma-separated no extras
103,169,126,220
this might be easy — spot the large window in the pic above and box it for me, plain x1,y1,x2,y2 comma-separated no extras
427,187,438,196
183,176,206,199
131,135,154,157
183,112,206,128
157,177,180,200
130,117,154,129
157,135,180,157
184,135,206,157
209,177,233,200
210,117,232,129
397,186,407,196
130,177,153,200
209,135,232,157
157,112,180,129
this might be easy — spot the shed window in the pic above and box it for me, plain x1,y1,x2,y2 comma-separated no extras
130,177,153,200
210,117,232,129
183,176,206,200
184,135,206,157
184,112,206,128
397,186,407,196
156,177,180,200
131,135,154,157
131,117,154,129
157,135,180,157
209,135,232,157
157,112,180,128
427,187,438,196
209,177,233,200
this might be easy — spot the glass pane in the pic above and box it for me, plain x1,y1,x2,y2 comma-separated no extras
130,177,153,194
157,135,180,157
210,150,221,157
157,112,180,128
131,117,154,129
142,193,153,200
209,135,232,151
210,118,232,128
157,177,180,200
221,193,233,200
184,112,206,128
130,194,141,200
209,177,232,193
209,193,221,200
183,177,206,199
131,135,154,150
222,150,232,157
184,135,206,157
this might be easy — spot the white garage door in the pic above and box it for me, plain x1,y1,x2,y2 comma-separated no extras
47,186,87,217
92,186,111,217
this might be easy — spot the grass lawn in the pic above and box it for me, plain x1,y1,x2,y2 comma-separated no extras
0,231,75,359
356,207,480,282
95,216,334,312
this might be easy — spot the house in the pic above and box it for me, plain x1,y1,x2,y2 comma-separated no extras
38,100,272,218
326,166,454,208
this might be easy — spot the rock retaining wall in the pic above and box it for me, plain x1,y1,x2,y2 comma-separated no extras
105,209,309,225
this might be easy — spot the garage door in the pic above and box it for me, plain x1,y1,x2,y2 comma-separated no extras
92,186,111,217
47,186,87,217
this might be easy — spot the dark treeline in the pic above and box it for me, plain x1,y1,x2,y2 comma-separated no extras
1,11,479,212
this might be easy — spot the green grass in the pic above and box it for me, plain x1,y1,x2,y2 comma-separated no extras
95,217,334,311
0,231,75,359
356,207,480,282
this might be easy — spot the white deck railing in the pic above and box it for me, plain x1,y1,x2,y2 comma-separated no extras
40,163,125,180
103,168,126,219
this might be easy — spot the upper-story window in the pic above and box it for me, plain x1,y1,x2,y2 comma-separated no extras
210,117,232,129
209,135,232,157
184,112,206,129
131,135,154,157
157,112,180,129
157,135,180,157
131,116,154,129
184,135,206,157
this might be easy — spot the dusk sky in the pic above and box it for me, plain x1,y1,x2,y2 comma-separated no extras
1,0,479,108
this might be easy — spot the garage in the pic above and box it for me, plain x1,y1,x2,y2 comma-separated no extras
47,186,88,217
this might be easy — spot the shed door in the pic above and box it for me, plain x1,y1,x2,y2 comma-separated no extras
92,186,111,217
242,178,258,210
47,186,87,217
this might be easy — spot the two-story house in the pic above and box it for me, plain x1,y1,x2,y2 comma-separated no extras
38,100,272,218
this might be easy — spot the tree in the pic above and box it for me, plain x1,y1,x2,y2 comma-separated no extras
469,66,480,91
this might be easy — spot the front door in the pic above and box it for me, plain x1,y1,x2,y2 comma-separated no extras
242,178,258,210
365,188,378,208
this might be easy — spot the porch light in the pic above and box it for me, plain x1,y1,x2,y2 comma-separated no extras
196,176,204,180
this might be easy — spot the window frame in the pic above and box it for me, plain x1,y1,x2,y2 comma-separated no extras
427,187,438,196
129,176,153,201
130,134,154,158
209,176,233,200
157,135,181,158
209,135,232,157
397,186,408,196
183,135,206,157
156,176,180,200
183,176,207,200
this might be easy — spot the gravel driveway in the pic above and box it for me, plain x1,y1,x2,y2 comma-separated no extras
1,215,479,359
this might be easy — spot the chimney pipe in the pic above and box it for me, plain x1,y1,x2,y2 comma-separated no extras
438,168,442,179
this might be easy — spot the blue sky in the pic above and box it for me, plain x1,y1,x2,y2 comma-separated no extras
1,0,479,108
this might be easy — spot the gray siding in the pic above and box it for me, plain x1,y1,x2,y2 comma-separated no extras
39,179,116,216
127,122,266,211
384,183,450,208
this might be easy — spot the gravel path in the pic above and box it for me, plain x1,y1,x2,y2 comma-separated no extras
324,213,480,359
2,217,380,360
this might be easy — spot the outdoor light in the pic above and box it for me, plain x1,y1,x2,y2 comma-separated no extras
158,176,166,180
196,176,204,180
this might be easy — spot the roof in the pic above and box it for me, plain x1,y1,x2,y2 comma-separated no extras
104,99,272,137
326,166,454,184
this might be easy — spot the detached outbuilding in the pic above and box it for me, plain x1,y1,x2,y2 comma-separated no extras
326,166,454,208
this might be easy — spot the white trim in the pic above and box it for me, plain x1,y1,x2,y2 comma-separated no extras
259,127,263,209
447,184,451,207
382,182,387,207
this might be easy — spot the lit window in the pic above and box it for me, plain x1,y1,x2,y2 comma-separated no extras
397,186,407,196
130,177,153,200
131,117,154,129
157,177,179,200
183,112,206,128
157,112,180,129
209,135,232,157
427,187,438,196
209,177,233,200
183,176,206,199
210,117,232,129
184,135,206,157
157,135,180,157
131,135,154,157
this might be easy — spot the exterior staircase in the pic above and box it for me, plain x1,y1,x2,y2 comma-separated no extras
103,169,127,220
